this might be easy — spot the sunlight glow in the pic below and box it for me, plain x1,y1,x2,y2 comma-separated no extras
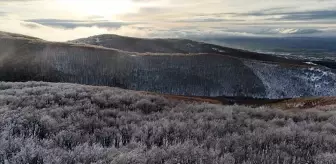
56,0,134,17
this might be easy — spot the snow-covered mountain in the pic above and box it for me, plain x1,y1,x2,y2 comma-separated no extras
1,32,336,98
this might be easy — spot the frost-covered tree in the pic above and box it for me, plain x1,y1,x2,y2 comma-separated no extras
1,81,336,163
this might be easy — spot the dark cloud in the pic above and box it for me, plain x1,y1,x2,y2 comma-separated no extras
20,22,40,29
237,9,336,21
279,10,336,20
239,7,295,16
25,19,133,29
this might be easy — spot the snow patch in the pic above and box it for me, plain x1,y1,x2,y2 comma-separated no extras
186,43,194,47
95,38,100,43
305,62,318,66
305,67,332,82
212,48,226,53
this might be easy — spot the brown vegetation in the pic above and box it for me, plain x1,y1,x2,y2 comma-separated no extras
145,91,336,110
269,97,336,110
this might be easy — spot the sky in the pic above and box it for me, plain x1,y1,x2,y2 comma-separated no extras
0,0,335,41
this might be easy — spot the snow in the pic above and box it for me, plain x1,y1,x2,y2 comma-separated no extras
95,37,100,43
212,47,226,53
186,43,194,47
244,60,336,98
305,62,318,66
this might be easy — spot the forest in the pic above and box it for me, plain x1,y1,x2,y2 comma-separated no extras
1,35,336,99
0,81,336,164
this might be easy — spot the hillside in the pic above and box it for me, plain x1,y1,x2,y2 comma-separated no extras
1,31,336,98
0,31,42,40
1,81,336,163
69,34,317,66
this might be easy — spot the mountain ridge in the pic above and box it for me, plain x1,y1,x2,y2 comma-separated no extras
69,34,314,66
70,34,336,70
1,31,336,99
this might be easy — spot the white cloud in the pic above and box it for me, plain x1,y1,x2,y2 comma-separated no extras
4,19,336,42
0,0,335,40
0,20,122,41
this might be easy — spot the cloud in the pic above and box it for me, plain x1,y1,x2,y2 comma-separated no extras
258,28,322,34
131,0,158,2
1,19,336,42
25,19,133,29
236,9,336,21
0,11,7,16
0,19,251,41
20,22,40,29
0,0,43,4
1,0,336,41
0,0,42,2
279,10,336,20
0,0,37,1
0,20,152,41
123,6,171,17
0,9,8,17
175,17,242,23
